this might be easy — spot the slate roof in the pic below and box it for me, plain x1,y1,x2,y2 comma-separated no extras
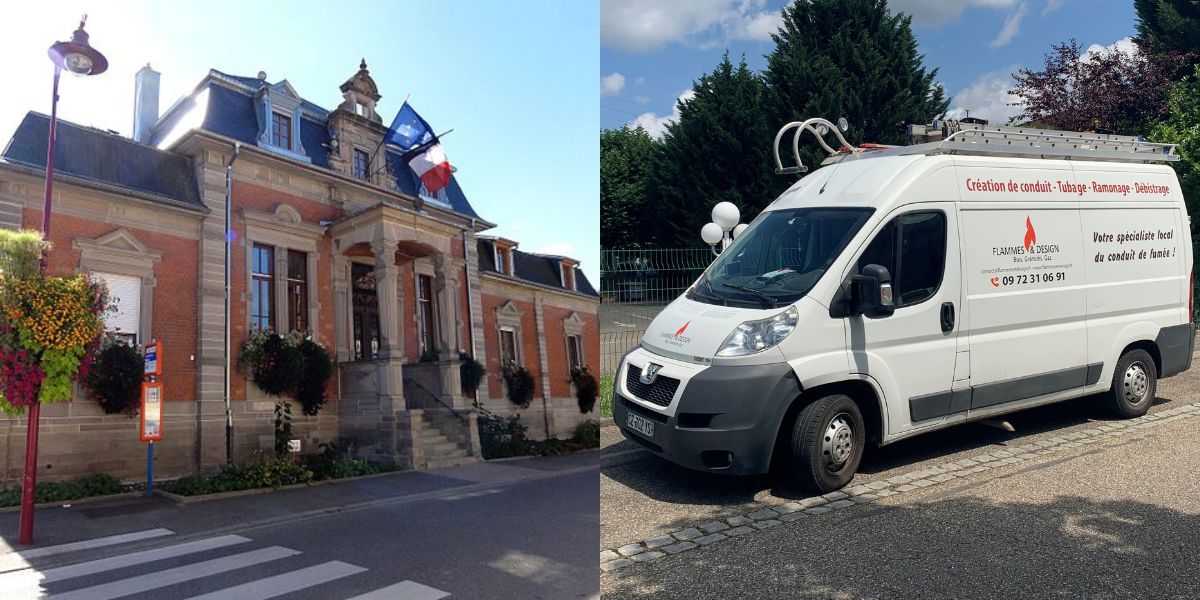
477,238,599,297
1,112,203,210
152,70,481,219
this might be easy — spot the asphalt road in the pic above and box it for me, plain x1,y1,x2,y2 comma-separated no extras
601,361,1200,599
0,453,599,599
600,302,667,333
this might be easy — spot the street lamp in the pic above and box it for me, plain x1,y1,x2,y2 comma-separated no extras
19,15,107,546
701,201,745,256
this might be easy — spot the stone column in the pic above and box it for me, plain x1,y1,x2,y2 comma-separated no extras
372,238,405,410
332,253,350,362
433,253,465,408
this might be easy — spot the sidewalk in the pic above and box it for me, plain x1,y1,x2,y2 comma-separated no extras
603,407,1200,598
0,451,597,558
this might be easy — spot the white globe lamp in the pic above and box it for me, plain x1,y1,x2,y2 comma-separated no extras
732,223,748,239
701,222,724,246
711,202,740,231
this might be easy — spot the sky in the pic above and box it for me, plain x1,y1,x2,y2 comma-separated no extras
601,0,1139,137
0,0,600,282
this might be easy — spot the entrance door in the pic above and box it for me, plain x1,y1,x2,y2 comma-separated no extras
844,203,963,434
351,262,381,360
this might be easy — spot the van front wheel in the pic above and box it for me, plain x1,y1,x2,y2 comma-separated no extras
1106,349,1157,418
789,394,865,493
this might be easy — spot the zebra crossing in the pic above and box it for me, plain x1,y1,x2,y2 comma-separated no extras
0,528,450,599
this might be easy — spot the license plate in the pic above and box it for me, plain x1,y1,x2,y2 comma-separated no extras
626,412,655,438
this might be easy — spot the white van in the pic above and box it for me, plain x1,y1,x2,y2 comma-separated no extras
614,118,1195,492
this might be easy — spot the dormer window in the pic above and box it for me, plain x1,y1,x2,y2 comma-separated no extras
418,182,452,207
353,148,370,180
494,245,512,276
561,262,577,291
271,112,292,150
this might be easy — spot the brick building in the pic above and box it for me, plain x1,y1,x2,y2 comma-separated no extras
0,61,598,483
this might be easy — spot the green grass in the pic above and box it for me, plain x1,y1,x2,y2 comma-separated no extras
599,374,614,419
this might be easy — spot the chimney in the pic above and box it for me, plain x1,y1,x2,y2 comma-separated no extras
132,64,160,144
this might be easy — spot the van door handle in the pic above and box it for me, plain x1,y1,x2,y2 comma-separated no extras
940,302,955,332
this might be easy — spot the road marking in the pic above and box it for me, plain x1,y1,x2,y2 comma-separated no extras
0,535,252,594
181,560,367,599
3,529,175,560
46,546,300,600
346,580,450,600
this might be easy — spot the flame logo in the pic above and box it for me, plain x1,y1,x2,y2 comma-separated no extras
674,321,691,338
1024,216,1036,251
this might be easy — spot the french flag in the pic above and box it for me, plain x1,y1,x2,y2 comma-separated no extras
384,101,453,194
407,141,452,194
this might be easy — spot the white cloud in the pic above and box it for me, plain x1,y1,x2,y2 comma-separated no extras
534,243,576,257
634,76,646,85
1084,36,1136,58
600,72,626,95
989,1,1028,48
629,89,695,138
889,0,1018,27
633,95,650,104
943,65,1023,125
1042,0,1065,15
601,0,782,53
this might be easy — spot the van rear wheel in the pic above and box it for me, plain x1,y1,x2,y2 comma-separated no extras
789,394,864,493
1106,349,1157,418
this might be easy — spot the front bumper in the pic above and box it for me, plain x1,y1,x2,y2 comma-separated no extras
612,348,800,475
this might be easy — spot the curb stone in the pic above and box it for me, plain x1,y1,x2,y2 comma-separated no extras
599,400,1200,572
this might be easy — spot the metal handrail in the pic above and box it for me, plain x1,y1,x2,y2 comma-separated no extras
405,376,469,424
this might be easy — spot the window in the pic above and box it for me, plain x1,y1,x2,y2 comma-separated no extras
561,263,576,291
94,272,140,345
417,274,438,355
351,262,380,360
499,327,518,368
251,244,275,330
566,334,583,371
353,149,370,180
856,211,947,308
271,112,292,150
286,250,308,333
494,246,511,275
694,208,874,308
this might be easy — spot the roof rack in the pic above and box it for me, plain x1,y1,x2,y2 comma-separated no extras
774,118,1179,176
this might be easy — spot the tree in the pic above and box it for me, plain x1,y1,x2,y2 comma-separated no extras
1009,39,1175,135
649,53,780,247
1150,65,1200,233
1135,0,1200,57
764,0,949,175
600,125,658,249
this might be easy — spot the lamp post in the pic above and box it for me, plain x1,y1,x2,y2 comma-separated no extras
701,202,745,256
19,16,107,546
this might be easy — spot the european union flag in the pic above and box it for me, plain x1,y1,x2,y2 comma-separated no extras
384,101,436,152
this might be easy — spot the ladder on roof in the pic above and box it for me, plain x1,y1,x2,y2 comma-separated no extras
773,118,1180,176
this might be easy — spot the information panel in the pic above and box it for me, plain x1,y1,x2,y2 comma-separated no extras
140,381,163,442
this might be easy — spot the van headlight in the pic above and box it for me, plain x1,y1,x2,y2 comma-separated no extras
716,306,799,357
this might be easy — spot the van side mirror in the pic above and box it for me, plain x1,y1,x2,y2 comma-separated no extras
850,264,895,318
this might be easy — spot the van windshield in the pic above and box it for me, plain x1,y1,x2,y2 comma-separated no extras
689,207,874,308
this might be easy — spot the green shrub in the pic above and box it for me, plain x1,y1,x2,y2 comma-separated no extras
460,352,486,398
83,339,144,415
0,229,48,279
572,419,600,447
503,366,536,408
571,366,598,414
295,339,333,416
0,472,124,507
477,405,531,459
161,458,314,496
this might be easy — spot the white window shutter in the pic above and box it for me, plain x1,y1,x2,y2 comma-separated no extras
94,272,141,341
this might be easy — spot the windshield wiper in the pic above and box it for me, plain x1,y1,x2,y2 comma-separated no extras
691,278,728,305
721,283,777,308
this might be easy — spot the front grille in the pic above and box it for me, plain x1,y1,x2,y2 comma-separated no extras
626,364,681,408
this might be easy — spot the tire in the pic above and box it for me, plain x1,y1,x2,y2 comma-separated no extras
1106,349,1157,418
789,394,865,493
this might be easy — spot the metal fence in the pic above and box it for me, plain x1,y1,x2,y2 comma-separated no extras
599,248,714,376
